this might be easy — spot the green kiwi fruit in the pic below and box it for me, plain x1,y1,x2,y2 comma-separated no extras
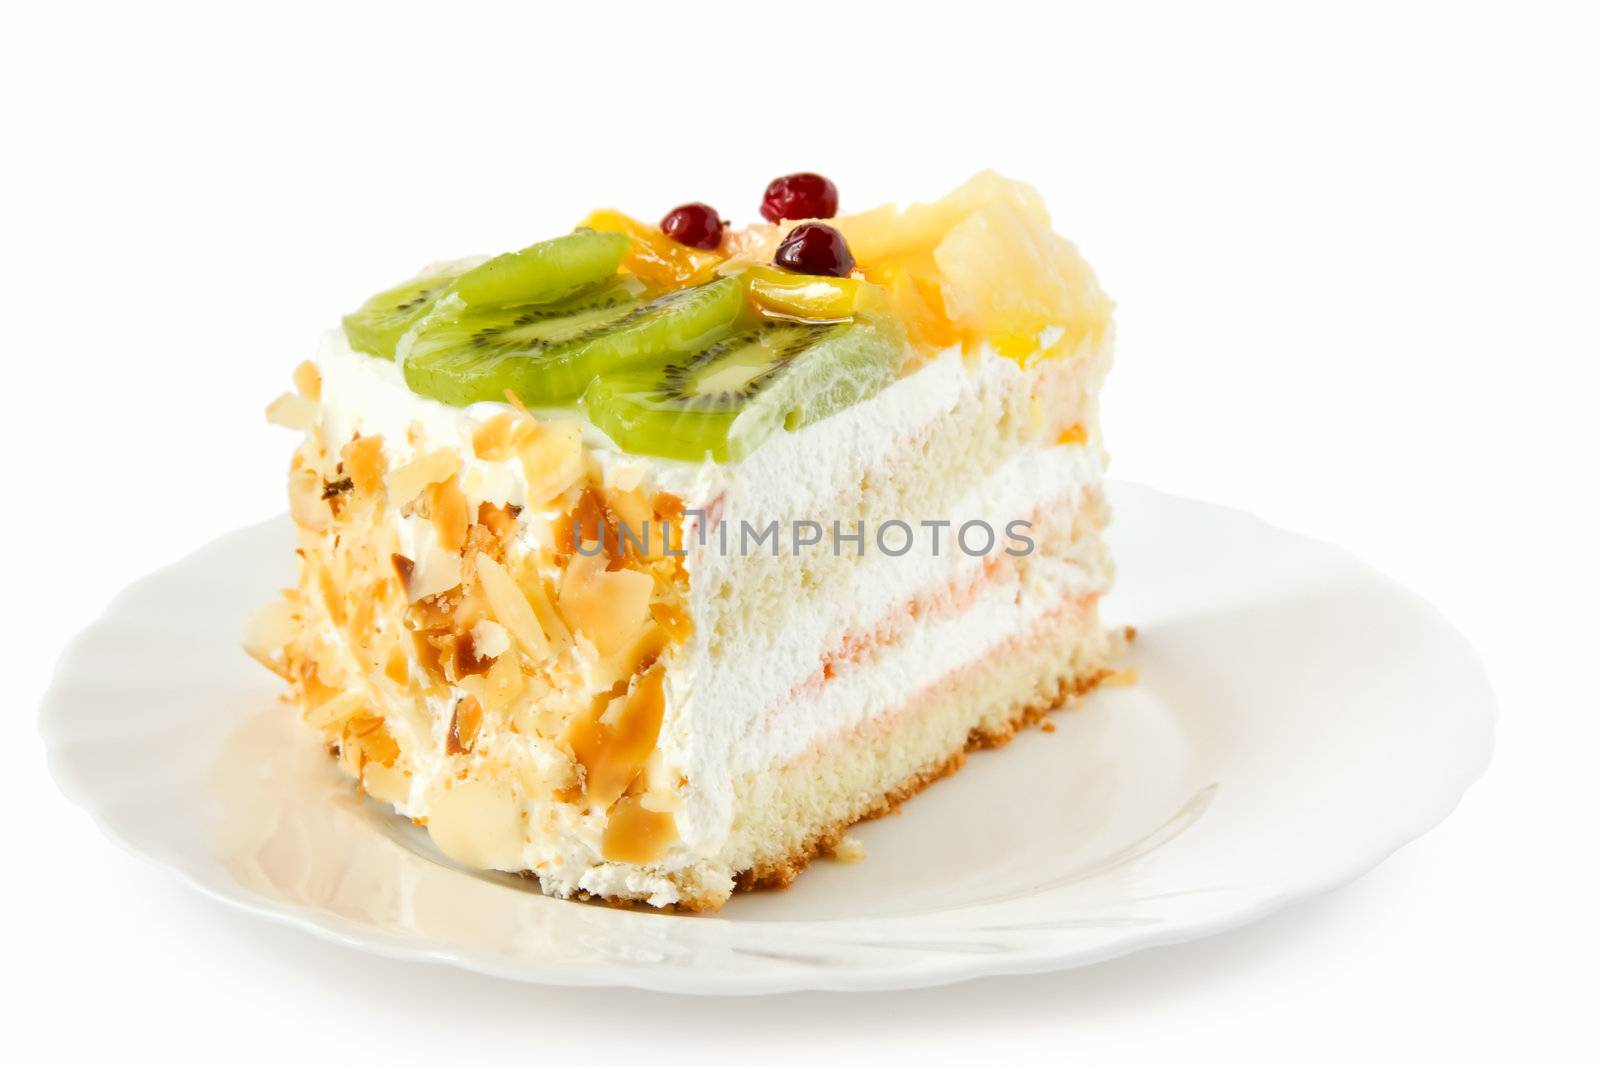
583,319,904,462
399,275,745,406
341,266,463,359
342,229,628,360
447,228,630,308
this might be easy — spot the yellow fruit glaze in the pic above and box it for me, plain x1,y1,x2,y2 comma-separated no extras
585,172,1110,366
743,264,863,321
580,209,723,289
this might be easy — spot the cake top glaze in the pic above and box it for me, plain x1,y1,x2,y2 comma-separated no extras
337,172,1111,463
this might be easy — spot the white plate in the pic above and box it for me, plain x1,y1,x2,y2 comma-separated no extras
39,482,1495,994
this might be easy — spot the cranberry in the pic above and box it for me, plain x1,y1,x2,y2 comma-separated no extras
760,172,839,223
774,223,855,278
659,202,725,250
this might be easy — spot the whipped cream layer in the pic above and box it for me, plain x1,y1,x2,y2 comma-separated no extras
308,329,1110,903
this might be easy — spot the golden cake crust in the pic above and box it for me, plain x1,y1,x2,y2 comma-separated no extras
729,662,1115,901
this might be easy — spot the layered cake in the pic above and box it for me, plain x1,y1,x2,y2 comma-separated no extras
250,171,1119,909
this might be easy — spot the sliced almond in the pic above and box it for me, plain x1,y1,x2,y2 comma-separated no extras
469,618,510,660
265,392,318,431
481,648,524,712
649,601,694,644
340,435,388,496
522,572,571,650
606,486,656,558
586,621,667,694
243,597,297,676
476,553,550,661
637,752,681,815
426,778,526,870
362,761,410,805
565,663,666,809
596,693,627,729
243,644,290,681
429,477,470,553
406,522,461,602
519,421,584,506
830,835,867,863
471,411,531,462
292,359,322,401
558,552,653,657
305,689,364,730
600,794,677,864
387,448,460,508
288,463,330,531
346,714,400,767
447,694,483,754
477,502,521,542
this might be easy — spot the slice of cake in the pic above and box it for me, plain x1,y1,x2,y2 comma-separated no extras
249,171,1118,910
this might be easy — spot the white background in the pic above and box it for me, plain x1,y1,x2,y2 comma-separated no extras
5,1,1597,1062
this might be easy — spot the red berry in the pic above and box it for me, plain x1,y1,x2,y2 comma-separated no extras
659,202,725,250
774,223,855,278
760,172,839,223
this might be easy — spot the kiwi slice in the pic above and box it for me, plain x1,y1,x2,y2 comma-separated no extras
400,275,745,406
344,230,626,359
448,229,630,308
584,319,904,462
342,266,463,359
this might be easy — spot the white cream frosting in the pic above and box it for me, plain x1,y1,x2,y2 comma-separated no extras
309,329,1108,904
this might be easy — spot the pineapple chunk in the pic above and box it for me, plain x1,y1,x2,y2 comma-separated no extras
935,201,1073,348
834,171,1110,359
